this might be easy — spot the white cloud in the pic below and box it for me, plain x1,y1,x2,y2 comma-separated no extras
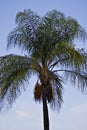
16,110,30,118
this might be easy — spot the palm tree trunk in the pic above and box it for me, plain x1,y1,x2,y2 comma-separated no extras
42,90,49,130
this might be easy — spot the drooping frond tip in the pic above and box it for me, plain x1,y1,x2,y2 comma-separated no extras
0,54,32,112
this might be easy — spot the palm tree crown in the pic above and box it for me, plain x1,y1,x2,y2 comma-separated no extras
0,9,87,130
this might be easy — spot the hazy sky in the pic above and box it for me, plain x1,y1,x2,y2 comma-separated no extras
0,0,87,130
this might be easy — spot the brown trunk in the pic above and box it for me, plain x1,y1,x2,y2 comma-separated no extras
42,89,49,130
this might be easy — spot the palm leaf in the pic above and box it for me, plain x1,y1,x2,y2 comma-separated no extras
0,54,32,111
49,72,63,110
7,9,41,53
62,69,87,92
48,42,85,71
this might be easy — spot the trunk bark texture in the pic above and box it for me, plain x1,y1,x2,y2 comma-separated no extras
42,89,49,130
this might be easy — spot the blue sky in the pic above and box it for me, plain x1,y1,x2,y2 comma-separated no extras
0,0,87,130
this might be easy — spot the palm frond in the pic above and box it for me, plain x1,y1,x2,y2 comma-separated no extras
7,25,37,54
7,9,41,53
0,54,31,111
48,42,85,71
44,9,87,42
49,72,63,110
66,16,87,41
15,9,40,26
62,69,87,92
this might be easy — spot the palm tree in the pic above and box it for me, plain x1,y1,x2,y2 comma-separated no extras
0,9,87,130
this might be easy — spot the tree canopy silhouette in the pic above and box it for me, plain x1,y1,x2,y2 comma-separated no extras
0,9,87,130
